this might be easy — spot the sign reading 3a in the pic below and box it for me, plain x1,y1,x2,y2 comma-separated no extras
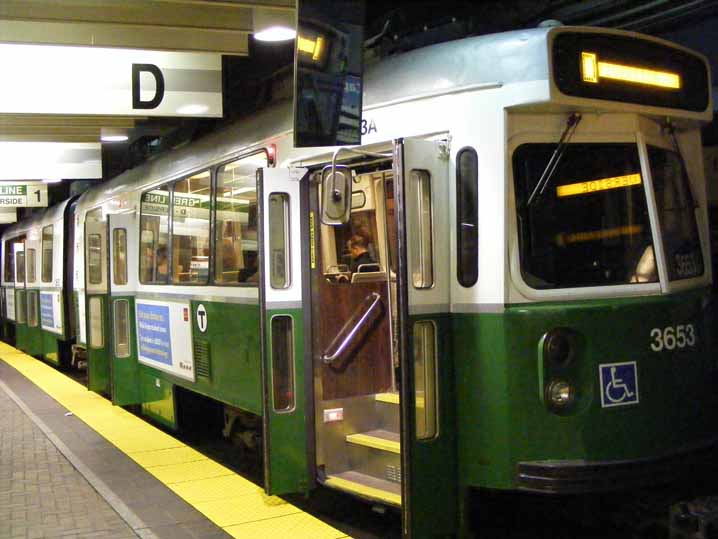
0,183,48,207
0,44,222,117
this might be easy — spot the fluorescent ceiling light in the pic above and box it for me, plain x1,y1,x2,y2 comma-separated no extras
101,134,129,142
255,26,296,42
42,178,62,183
177,104,209,115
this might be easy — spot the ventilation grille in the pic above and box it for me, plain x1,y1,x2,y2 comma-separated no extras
194,339,211,379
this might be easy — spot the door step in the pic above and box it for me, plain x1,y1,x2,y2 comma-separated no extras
346,429,400,454
325,470,401,507
375,392,399,404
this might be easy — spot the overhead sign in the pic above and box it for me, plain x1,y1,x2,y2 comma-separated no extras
0,142,101,180
0,44,222,117
0,209,17,224
0,183,48,207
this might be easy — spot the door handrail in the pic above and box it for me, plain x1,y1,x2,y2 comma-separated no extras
321,291,383,364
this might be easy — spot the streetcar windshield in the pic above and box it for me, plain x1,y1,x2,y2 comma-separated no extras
513,143,656,289
648,146,703,280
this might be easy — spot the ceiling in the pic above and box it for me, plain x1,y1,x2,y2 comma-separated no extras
0,0,294,146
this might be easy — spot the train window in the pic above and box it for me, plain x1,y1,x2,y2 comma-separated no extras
513,143,656,289
411,170,434,289
87,234,103,285
271,315,295,412
16,251,25,283
113,229,128,285
268,193,291,289
113,299,130,358
456,147,479,287
414,320,437,440
214,154,264,285
27,290,38,327
172,171,211,284
16,290,26,323
89,296,103,349
27,249,36,283
648,147,704,281
140,185,170,284
4,240,14,282
42,225,53,283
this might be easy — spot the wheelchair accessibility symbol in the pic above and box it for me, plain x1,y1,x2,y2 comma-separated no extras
599,362,639,408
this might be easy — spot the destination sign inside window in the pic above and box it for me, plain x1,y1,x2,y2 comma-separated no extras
552,32,709,112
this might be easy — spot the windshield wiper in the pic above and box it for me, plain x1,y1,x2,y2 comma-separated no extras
527,112,582,207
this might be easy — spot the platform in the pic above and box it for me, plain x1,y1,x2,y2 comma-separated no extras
0,342,351,539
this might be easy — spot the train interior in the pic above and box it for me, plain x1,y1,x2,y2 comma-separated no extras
311,162,403,506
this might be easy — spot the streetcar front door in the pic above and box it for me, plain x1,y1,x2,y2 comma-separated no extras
13,242,27,350
258,167,312,495
85,211,111,395
108,212,141,405
312,138,457,538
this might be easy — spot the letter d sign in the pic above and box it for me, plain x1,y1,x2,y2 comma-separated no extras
132,64,165,109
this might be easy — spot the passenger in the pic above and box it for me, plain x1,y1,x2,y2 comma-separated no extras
348,234,376,272
238,251,259,283
156,246,169,280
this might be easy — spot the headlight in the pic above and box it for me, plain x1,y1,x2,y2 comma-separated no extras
544,328,573,366
546,379,574,409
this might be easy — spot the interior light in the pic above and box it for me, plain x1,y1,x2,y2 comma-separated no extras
101,134,128,142
255,26,296,42
556,173,642,198
297,35,325,61
580,51,681,89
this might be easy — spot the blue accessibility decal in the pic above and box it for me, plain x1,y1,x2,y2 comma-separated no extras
599,362,639,408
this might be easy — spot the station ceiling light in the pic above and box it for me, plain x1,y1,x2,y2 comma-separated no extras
253,8,296,42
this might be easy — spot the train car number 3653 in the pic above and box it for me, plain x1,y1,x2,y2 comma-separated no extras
649,324,696,352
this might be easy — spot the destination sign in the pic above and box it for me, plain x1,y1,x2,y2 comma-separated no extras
0,183,48,207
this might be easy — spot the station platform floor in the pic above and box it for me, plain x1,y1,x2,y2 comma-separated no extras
0,342,352,539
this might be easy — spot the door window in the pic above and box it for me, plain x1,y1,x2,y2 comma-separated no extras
140,185,170,284
456,147,478,287
16,251,25,283
89,296,103,349
27,249,36,283
271,315,295,412
113,299,130,357
172,171,211,284
410,170,434,289
27,290,38,327
113,229,128,285
42,225,53,282
268,193,291,289
87,234,103,285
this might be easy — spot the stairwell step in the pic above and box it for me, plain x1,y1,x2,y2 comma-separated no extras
375,392,399,404
346,429,400,454
325,470,402,506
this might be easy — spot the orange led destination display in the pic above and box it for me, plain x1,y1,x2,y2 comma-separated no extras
556,173,642,198
581,52,681,89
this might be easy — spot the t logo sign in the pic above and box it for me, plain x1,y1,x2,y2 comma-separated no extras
132,64,165,109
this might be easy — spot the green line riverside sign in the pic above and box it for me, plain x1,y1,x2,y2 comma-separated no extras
0,183,48,207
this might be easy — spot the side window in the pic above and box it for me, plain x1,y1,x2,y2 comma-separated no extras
268,193,291,289
16,251,25,283
456,147,478,287
172,171,211,284
42,225,54,283
27,249,36,283
87,234,103,284
140,185,170,284
113,229,127,285
214,154,265,285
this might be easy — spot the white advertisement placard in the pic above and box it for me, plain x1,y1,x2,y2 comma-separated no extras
136,299,195,381
40,291,63,335
5,288,15,321
0,44,222,117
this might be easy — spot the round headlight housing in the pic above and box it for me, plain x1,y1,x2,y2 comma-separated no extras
543,328,573,366
546,379,575,410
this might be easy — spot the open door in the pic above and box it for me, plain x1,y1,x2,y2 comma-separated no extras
259,166,312,495
108,212,141,405
395,138,457,538
85,212,111,394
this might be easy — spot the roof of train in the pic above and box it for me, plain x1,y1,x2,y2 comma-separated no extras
2,198,72,240
70,26,554,213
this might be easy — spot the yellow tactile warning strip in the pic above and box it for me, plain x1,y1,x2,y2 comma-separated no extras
0,343,350,539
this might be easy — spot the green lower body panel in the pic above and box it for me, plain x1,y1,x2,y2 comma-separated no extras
42,331,60,366
140,370,177,430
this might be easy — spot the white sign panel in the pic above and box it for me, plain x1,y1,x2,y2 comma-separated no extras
5,288,15,322
0,209,17,223
136,299,195,381
0,143,101,181
40,291,63,335
0,44,222,117
0,183,48,207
